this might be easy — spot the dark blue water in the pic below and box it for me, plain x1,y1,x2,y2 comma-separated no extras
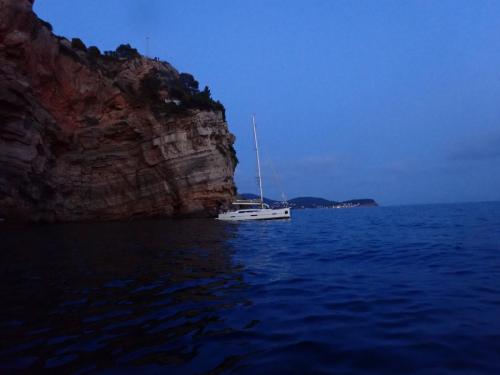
1,202,500,374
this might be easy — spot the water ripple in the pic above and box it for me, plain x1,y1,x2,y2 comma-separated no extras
1,203,500,373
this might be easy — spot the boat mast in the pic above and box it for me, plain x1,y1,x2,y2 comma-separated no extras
252,115,264,208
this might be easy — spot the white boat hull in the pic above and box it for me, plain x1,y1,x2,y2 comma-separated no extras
217,207,291,221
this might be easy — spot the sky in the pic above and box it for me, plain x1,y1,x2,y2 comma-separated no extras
34,0,500,206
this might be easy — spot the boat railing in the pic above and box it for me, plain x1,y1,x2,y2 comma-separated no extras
232,200,263,205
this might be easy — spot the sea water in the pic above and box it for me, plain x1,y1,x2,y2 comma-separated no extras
1,202,500,374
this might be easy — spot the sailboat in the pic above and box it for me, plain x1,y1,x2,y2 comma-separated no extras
217,116,291,221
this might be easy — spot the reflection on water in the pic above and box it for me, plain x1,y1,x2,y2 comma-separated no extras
0,219,248,373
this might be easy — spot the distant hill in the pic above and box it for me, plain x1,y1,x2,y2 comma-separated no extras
342,199,378,206
239,194,378,208
289,196,337,207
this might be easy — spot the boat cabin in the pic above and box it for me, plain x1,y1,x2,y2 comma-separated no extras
231,200,270,213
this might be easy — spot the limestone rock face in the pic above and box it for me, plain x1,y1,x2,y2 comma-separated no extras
0,0,237,221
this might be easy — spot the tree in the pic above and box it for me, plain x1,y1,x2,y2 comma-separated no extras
179,73,199,94
202,85,211,99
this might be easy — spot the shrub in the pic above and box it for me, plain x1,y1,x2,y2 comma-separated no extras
116,44,140,59
71,38,87,51
187,86,212,108
169,86,188,101
87,46,101,59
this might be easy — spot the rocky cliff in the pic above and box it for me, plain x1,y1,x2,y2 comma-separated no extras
0,0,237,222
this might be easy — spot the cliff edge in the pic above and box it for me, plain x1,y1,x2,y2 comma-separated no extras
0,0,237,222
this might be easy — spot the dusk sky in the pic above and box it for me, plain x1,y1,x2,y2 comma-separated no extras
34,0,500,206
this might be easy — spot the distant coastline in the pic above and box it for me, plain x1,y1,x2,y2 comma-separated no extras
240,194,378,209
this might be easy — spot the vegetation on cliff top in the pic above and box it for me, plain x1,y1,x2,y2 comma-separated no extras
71,38,87,51
104,44,141,59
139,68,226,120
56,37,228,121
